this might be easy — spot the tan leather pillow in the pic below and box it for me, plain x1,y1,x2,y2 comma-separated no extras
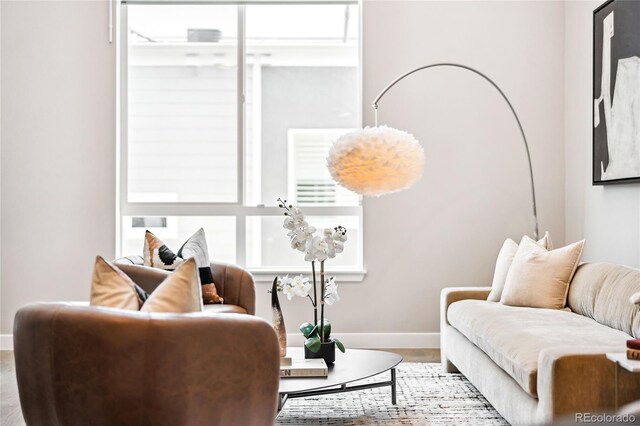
500,236,585,309
91,256,202,313
487,232,552,302
90,256,148,310
141,258,203,313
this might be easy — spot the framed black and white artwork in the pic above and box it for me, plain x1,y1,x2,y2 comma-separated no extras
593,0,640,185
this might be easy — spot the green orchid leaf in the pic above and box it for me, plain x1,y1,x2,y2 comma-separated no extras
299,322,316,338
333,338,346,353
316,318,331,340
304,335,322,353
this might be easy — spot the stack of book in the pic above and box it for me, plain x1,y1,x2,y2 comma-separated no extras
280,357,292,366
280,358,328,378
627,339,640,360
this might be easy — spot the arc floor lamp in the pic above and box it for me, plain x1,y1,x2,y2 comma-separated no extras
327,63,540,239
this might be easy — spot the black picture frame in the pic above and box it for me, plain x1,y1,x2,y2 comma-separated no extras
592,0,640,185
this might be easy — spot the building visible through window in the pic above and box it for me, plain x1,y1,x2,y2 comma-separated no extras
120,2,363,275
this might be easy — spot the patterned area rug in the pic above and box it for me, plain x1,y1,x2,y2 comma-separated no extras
277,362,508,425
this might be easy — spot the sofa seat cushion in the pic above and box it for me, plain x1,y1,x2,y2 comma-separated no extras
447,300,630,398
203,304,247,314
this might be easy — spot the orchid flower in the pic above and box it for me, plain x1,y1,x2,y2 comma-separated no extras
278,198,347,263
324,277,340,306
279,274,312,301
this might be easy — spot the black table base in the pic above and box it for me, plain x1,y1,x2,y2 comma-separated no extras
278,367,397,413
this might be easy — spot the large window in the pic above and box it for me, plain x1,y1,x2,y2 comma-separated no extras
119,1,363,280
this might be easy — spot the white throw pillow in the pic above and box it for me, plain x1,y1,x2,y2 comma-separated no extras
500,236,585,309
177,228,223,304
486,232,552,302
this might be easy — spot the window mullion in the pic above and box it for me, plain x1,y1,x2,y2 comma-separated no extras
117,4,129,258
237,4,246,205
236,4,247,264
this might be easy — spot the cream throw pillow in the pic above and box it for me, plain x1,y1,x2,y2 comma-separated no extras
91,257,202,313
141,258,203,313
90,256,148,310
500,236,585,309
487,232,552,302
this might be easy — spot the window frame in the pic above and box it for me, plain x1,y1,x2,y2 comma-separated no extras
117,0,365,282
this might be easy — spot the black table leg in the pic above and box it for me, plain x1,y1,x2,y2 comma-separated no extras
278,393,288,413
391,368,397,405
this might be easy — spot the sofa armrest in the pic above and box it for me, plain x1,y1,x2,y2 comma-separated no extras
147,312,280,424
537,346,640,422
440,287,491,328
210,262,256,315
439,286,491,372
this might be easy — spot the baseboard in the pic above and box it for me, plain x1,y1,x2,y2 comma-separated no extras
286,332,440,349
0,332,441,351
1,335,13,351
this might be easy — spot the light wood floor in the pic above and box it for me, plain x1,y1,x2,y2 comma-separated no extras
1,352,24,426
373,348,440,362
0,349,439,426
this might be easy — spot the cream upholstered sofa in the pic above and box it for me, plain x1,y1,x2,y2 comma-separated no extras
441,262,640,425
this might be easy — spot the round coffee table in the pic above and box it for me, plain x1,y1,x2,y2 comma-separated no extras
278,347,402,412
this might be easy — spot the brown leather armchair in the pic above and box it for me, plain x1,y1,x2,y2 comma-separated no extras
13,260,280,426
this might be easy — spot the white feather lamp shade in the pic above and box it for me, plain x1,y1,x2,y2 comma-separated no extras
327,125,425,196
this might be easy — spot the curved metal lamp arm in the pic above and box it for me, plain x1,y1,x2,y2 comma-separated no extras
372,63,539,240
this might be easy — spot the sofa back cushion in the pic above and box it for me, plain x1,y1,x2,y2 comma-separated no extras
568,262,640,338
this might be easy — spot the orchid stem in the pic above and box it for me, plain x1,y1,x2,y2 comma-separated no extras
320,260,325,343
311,260,318,325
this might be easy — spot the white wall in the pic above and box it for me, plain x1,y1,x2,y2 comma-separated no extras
1,0,567,344
1,1,116,335
254,0,567,343
564,0,640,268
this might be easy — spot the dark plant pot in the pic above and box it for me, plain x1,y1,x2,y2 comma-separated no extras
305,340,336,365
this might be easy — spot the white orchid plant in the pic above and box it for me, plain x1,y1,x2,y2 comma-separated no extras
274,198,347,354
